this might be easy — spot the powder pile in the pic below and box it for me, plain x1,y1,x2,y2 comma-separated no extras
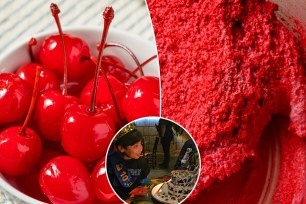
147,0,306,201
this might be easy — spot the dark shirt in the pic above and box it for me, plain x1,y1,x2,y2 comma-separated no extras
157,118,174,140
107,150,150,200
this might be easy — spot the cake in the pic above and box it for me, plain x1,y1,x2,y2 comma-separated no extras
168,170,195,200
158,170,196,202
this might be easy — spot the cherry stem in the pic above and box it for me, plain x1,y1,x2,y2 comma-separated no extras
90,7,122,127
50,3,68,95
123,55,157,83
89,7,114,113
131,55,157,74
28,37,37,62
20,67,41,135
90,56,138,79
105,42,144,76
89,9,115,108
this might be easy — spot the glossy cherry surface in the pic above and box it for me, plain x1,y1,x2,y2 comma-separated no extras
57,58,96,97
91,157,121,202
35,89,80,142
16,63,60,93
0,73,32,123
102,55,128,82
80,75,127,124
61,104,115,161
39,156,94,204
39,34,92,80
0,127,42,175
122,76,160,121
14,148,62,202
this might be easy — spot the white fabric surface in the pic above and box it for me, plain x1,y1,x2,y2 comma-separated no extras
0,0,154,53
0,0,154,203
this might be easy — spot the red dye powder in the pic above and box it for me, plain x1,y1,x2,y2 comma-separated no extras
272,117,306,203
147,0,306,202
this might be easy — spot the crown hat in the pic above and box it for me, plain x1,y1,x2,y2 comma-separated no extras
114,122,137,142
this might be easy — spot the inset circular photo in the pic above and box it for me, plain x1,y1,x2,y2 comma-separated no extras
106,117,201,204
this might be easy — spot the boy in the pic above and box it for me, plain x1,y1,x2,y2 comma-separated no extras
107,125,150,200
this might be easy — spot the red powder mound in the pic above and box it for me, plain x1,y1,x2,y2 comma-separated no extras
272,117,306,203
192,116,306,203
147,0,306,201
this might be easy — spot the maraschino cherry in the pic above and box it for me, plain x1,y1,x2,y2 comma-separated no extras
39,5,95,81
0,73,32,123
80,74,127,125
122,76,160,122
35,3,80,142
62,58,96,96
0,69,42,175
91,157,121,202
101,55,130,82
35,89,79,142
14,148,62,202
39,156,94,204
101,43,160,121
16,37,60,93
61,7,116,162
16,63,60,94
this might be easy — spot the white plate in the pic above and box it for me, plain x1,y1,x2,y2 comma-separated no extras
151,183,179,204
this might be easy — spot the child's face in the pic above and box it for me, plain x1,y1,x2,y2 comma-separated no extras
121,141,143,160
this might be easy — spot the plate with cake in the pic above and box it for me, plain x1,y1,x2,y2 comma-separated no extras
151,170,197,204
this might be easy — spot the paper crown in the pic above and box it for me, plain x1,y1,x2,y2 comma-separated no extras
114,123,137,142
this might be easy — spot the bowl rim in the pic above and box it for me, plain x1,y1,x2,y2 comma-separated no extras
0,25,158,64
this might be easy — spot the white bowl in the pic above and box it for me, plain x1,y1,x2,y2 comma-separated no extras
0,26,160,204
0,26,160,77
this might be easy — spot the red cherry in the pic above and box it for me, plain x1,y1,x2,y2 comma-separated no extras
14,148,62,202
102,55,129,81
61,104,115,161
122,76,160,121
91,157,121,202
35,89,80,142
39,3,95,83
61,6,116,162
80,75,127,124
59,59,96,97
39,156,94,204
35,3,81,142
16,63,60,93
39,33,92,80
0,68,42,176
0,73,32,123
0,127,42,175
104,42,144,76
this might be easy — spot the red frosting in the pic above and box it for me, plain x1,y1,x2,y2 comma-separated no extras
147,0,306,202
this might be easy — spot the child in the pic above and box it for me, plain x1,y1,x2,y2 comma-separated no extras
107,124,150,200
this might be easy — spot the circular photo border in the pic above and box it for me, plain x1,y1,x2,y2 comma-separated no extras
105,116,201,204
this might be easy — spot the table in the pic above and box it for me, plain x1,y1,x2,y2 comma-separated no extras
125,175,171,204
